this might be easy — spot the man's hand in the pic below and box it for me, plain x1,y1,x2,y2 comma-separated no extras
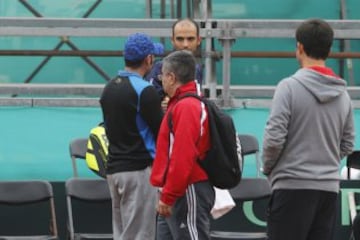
161,96,170,112
156,200,172,217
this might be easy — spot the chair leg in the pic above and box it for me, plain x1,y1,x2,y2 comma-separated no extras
256,152,260,177
71,157,78,177
348,167,351,180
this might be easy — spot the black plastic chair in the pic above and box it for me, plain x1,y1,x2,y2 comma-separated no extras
0,180,58,239
69,138,88,177
210,178,271,240
346,151,360,239
210,134,270,240
238,134,261,177
347,151,360,180
65,178,113,240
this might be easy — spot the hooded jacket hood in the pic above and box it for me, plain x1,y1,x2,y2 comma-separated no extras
292,68,347,103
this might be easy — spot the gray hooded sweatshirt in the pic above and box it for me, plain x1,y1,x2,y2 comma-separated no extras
262,67,355,193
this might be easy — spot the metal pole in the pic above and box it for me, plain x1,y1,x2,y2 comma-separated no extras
202,0,216,99
145,0,152,18
193,0,201,18
340,0,355,86
176,0,182,18
219,22,235,108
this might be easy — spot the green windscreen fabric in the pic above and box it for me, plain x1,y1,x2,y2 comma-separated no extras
0,107,102,180
0,106,359,181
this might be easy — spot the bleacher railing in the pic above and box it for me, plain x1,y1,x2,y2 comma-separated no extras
1,17,360,108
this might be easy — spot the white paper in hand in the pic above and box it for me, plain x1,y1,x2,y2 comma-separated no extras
211,187,236,219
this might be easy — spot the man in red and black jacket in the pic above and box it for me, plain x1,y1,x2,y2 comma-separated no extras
150,50,215,240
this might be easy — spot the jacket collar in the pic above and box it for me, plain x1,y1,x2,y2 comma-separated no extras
174,81,197,97
168,81,198,106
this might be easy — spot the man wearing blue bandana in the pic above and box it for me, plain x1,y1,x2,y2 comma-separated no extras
100,32,164,240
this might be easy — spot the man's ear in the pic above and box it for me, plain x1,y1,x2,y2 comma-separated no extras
145,54,153,66
168,72,177,86
297,42,304,54
197,36,202,46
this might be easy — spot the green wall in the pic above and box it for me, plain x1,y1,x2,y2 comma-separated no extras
0,106,358,181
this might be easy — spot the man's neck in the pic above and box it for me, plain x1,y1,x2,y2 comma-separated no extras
301,58,326,68
124,66,145,78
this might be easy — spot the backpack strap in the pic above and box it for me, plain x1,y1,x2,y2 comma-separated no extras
167,93,207,161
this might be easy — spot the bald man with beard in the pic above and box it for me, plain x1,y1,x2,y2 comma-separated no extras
145,18,203,101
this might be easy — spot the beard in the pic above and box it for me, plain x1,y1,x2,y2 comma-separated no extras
144,56,154,76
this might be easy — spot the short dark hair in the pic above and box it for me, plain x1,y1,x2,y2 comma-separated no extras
172,18,200,37
162,50,196,84
124,59,143,68
295,19,334,60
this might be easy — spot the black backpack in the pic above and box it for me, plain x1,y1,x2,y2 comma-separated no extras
168,93,242,189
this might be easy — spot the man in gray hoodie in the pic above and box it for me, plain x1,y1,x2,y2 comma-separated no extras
262,18,355,240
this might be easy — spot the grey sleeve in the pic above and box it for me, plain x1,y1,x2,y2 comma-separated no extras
261,80,291,175
340,100,355,159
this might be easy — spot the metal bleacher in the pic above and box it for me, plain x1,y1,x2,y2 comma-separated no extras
1,0,360,108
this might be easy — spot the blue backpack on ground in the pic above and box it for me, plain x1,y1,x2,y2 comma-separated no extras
168,93,242,189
